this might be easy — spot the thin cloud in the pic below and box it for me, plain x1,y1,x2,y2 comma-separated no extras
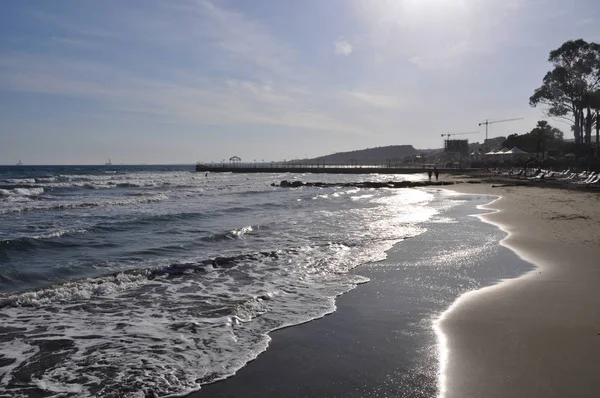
2,0,549,154
577,18,597,26
177,0,300,79
0,53,366,135
409,41,470,70
345,91,405,109
0,1,384,138
333,39,353,56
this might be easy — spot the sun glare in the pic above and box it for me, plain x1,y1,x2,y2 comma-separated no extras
372,0,468,25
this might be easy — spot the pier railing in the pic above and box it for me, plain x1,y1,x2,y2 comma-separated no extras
197,162,421,169
195,162,475,174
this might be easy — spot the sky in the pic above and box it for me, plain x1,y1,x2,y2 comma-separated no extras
1,0,600,165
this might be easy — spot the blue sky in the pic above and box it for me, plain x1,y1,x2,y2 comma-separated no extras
1,0,599,164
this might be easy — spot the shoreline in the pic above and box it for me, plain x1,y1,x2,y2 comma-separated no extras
189,188,533,397
439,183,600,397
183,179,600,398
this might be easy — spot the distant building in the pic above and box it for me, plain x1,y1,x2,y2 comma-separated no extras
444,139,469,157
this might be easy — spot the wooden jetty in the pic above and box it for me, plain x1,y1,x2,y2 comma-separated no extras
195,163,474,174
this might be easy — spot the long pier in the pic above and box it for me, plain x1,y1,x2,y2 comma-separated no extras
195,163,474,174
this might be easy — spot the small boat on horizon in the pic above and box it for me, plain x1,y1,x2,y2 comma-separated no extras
16,160,23,166
105,158,112,166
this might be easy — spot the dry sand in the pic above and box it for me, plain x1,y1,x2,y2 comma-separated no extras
440,182,600,398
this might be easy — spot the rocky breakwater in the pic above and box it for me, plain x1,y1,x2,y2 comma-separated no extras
272,180,455,189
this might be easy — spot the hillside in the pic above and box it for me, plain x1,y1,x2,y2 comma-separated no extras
296,145,418,165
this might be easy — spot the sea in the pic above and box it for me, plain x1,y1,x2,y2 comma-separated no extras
0,165,531,397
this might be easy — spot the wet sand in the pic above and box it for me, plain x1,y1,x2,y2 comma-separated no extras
440,183,600,398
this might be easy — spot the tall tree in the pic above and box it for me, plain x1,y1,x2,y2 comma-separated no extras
587,90,600,154
532,120,563,158
530,40,600,145
501,120,563,156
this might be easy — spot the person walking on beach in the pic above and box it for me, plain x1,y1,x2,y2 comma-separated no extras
434,167,439,181
428,170,433,182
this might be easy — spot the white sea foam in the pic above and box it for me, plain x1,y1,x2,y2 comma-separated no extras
0,187,44,197
0,193,169,215
0,339,40,386
229,226,253,237
32,229,87,240
351,194,375,200
0,172,460,397
4,172,194,194
2,178,36,184
0,272,150,307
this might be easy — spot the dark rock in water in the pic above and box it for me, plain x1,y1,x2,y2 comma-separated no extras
273,180,454,189
212,256,238,268
279,180,304,187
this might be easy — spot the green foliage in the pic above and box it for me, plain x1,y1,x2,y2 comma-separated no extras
529,39,600,144
501,121,564,154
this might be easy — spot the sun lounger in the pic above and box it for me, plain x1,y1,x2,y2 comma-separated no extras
586,174,600,184
575,173,597,184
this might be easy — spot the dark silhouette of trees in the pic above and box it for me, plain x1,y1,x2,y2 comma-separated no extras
502,120,564,157
529,39,600,146
586,90,600,154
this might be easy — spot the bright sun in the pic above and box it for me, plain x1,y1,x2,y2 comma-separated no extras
381,0,468,24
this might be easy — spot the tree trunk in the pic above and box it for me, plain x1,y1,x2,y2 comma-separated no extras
580,108,586,145
596,110,600,156
585,107,593,145
574,107,582,145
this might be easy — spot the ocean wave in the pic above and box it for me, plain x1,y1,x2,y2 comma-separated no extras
0,243,372,397
0,271,150,308
91,210,207,233
229,225,253,237
351,194,375,200
115,182,147,188
0,228,87,248
0,178,37,184
13,187,45,196
200,225,258,243
6,173,196,194
32,229,88,240
0,244,365,308
0,232,87,254
0,194,169,215
0,170,444,397
0,187,45,198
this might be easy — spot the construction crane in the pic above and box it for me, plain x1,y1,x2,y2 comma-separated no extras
479,118,524,141
441,132,479,140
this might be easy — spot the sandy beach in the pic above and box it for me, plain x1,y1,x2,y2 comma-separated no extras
440,182,600,398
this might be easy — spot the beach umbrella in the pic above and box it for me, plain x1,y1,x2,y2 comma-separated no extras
508,147,528,155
